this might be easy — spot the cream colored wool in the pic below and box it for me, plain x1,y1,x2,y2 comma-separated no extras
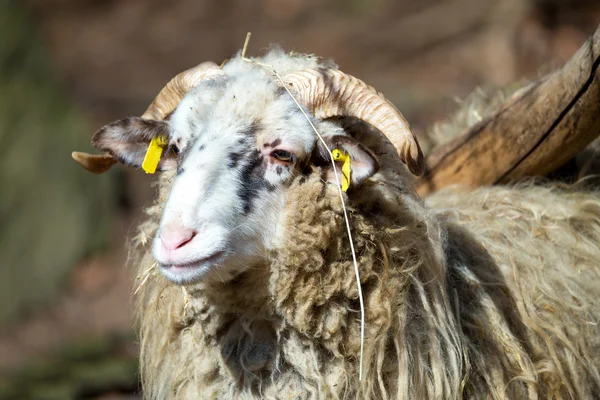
133,156,600,399
127,45,600,400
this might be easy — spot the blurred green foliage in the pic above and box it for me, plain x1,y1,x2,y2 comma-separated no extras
0,1,114,324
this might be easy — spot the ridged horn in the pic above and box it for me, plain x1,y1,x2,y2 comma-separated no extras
282,69,424,176
73,61,224,174
141,61,225,120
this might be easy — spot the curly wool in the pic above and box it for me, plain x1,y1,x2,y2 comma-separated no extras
133,160,600,399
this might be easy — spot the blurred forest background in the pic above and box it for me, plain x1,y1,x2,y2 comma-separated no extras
0,0,598,398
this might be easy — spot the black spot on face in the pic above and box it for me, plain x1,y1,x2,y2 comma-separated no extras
297,164,313,185
177,166,185,176
241,120,261,138
275,86,287,97
264,138,282,149
178,144,191,162
198,143,206,151
238,150,274,214
228,152,243,169
276,165,283,175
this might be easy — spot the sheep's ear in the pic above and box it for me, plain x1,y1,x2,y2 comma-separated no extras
312,135,380,188
91,117,176,170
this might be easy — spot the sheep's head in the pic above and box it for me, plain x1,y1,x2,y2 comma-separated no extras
78,52,423,284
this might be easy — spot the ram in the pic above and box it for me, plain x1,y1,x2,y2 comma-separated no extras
74,48,600,399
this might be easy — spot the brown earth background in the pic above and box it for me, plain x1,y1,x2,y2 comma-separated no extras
1,0,599,398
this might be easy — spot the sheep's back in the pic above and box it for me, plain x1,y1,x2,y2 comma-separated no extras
426,183,600,398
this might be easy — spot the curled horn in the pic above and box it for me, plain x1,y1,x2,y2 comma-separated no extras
282,69,424,176
71,151,117,174
141,61,225,120
73,61,225,174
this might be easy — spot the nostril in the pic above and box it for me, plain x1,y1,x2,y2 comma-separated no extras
175,231,195,249
160,228,197,251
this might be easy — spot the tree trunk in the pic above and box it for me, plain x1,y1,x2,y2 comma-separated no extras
417,24,600,196
0,0,114,325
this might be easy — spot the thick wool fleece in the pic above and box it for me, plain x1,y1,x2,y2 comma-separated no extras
134,159,600,399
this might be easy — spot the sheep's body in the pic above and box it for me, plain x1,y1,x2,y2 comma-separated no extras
135,169,600,399
111,50,600,399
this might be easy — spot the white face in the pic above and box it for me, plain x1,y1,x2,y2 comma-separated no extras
92,73,380,285
151,77,317,284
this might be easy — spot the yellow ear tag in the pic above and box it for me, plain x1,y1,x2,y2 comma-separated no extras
331,149,351,192
142,136,168,174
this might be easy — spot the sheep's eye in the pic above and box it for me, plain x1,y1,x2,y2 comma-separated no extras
271,150,294,163
168,143,180,156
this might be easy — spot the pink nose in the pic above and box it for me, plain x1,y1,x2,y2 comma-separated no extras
160,226,196,251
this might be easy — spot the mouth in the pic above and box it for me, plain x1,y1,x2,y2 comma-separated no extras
160,251,226,274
